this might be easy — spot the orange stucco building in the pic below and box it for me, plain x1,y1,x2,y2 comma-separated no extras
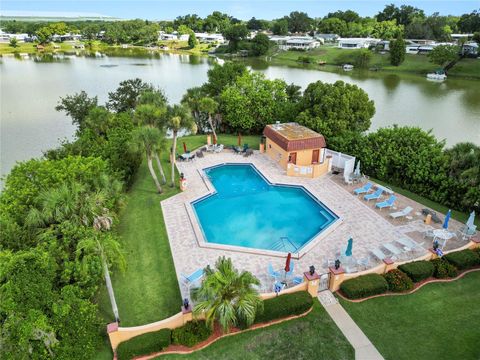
263,122,330,178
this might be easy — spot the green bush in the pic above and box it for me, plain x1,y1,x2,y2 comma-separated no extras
444,249,480,270
171,320,211,347
384,269,413,292
431,258,458,278
254,291,313,324
340,274,388,299
398,260,434,282
116,329,171,360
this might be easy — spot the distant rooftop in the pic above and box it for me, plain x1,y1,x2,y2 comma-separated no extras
264,123,326,151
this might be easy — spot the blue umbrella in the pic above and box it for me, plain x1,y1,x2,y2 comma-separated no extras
345,238,353,257
443,209,451,229
466,211,475,229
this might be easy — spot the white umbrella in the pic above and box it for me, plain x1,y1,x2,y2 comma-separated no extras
466,211,476,229
354,161,361,176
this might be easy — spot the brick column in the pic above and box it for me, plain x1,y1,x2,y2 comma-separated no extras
107,322,120,351
328,266,345,292
182,305,193,324
303,271,320,297
383,258,395,273
470,236,480,249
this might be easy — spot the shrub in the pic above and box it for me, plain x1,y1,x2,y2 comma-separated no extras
340,274,388,299
254,291,313,324
398,260,434,282
444,249,480,270
116,329,171,360
383,269,413,292
431,258,458,278
171,320,211,347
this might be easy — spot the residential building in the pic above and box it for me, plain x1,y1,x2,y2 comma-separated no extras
338,38,380,49
314,33,340,43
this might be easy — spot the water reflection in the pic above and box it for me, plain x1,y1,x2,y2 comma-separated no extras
382,74,401,92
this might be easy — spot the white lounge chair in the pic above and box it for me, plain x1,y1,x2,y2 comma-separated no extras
389,206,413,219
214,144,224,153
383,242,406,259
371,248,389,261
396,237,424,253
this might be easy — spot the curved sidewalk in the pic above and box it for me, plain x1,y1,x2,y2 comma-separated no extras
318,291,384,360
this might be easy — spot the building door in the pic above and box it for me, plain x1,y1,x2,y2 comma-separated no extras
289,152,297,164
312,149,319,164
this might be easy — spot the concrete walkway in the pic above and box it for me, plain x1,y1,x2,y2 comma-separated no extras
318,291,384,360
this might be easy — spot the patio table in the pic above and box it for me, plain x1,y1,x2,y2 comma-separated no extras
181,152,194,161
433,229,454,248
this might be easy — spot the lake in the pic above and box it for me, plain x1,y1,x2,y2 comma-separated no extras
1,52,479,180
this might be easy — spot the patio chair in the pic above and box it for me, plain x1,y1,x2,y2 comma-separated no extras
364,188,383,201
292,276,304,285
232,146,241,154
457,224,477,241
375,195,397,210
196,150,204,158
353,182,372,195
285,260,295,278
389,206,413,220
243,149,254,157
242,144,249,153
268,263,281,281
214,144,224,153
356,257,370,270
180,269,204,289
423,229,435,240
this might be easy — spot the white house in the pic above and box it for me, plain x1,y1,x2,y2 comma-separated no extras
338,38,379,49
314,33,339,43
194,33,225,44
0,31,29,43
285,37,321,50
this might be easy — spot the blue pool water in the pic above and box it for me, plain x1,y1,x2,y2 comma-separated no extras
192,164,338,252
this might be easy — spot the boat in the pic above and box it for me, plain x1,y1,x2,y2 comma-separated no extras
343,64,354,71
426,69,447,81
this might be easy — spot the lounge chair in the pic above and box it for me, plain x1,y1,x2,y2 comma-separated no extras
180,269,204,289
371,248,389,261
390,206,413,219
292,276,303,285
232,146,241,154
383,242,405,258
353,182,372,195
213,144,224,153
364,188,383,201
268,263,280,281
356,257,370,270
375,195,397,209
396,237,424,253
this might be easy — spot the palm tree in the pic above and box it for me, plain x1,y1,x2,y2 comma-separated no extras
166,104,196,187
192,257,263,333
76,232,126,322
198,97,219,143
181,87,205,132
130,126,165,193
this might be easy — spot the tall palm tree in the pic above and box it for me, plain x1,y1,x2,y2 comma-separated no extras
166,104,196,187
134,103,168,184
181,87,205,132
130,126,165,193
198,97,219,142
193,257,263,333
76,232,126,322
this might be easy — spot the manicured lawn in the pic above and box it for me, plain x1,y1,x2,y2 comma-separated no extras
160,301,354,360
340,271,480,360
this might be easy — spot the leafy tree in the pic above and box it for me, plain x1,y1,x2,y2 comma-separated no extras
181,86,209,132
428,45,459,68
193,257,262,333
188,32,197,49
326,10,360,23
457,10,480,33
296,80,375,138
272,19,289,35
81,23,100,40
165,104,196,186
177,24,192,35
287,11,313,33
317,18,348,36
353,49,372,68
376,4,425,26
130,126,165,193
390,35,406,66
198,97,219,141
473,32,480,43
36,26,53,44
203,62,248,97
55,91,98,133
107,78,154,113
247,17,262,30
8,37,18,48
220,72,289,133
371,20,404,39
251,33,271,56
222,23,249,51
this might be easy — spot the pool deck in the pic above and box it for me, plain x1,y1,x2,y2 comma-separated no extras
161,150,464,299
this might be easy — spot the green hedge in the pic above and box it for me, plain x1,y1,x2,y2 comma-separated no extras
384,269,413,292
431,258,458,278
340,274,388,299
172,320,211,347
444,249,480,270
254,291,313,324
398,260,434,282
116,328,171,360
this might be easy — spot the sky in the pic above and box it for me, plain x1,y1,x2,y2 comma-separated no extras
1,0,478,20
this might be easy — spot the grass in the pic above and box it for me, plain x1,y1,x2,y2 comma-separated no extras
340,271,480,360
160,301,354,360
264,45,480,80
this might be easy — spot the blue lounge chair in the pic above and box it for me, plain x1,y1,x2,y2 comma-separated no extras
180,269,204,288
292,276,303,285
364,188,383,201
375,195,397,209
268,263,281,281
353,182,372,195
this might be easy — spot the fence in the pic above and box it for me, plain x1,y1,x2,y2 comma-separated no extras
325,149,355,180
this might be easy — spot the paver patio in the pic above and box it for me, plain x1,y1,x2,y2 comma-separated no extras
161,149,464,299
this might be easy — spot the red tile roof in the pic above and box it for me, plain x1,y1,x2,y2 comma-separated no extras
263,123,326,151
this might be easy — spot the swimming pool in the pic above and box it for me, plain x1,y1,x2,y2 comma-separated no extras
192,164,338,253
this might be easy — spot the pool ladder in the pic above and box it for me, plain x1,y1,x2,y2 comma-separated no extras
271,237,299,253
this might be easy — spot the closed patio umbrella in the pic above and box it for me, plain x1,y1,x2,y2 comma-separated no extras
183,142,187,153
285,252,291,273
345,238,353,257
443,209,451,230
466,211,475,229
238,133,242,146
354,161,361,177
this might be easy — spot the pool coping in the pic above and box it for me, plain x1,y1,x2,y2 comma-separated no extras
184,162,343,259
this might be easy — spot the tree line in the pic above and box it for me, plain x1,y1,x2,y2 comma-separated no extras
1,61,478,358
